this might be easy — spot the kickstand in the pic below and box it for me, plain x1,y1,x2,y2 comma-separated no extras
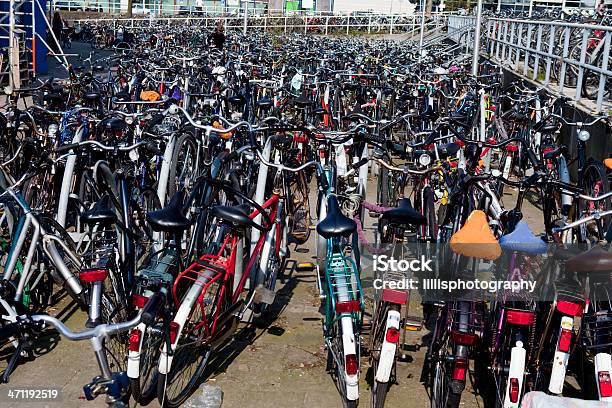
1,340,24,383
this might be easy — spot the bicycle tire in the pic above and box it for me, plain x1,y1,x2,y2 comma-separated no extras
157,279,220,407
370,303,400,408
130,320,164,404
167,132,197,200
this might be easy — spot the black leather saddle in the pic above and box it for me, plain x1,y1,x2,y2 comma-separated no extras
292,95,312,109
211,203,265,231
147,192,191,232
566,246,612,280
381,198,426,226
81,195,117,225
256,97,273,110
316,196,356,239
533,118,560,133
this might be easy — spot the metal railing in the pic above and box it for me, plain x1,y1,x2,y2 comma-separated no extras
486,17,612,112
448,15,612,113
73,14,448,36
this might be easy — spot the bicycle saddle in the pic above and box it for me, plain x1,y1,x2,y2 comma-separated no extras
292,95,312,109
381,198,426,226
542,146,566,160
43,92,63,105
316,196,356,239
83,92,101,102
255,97,273,110
499,221,547,254
450,210,501,260
99,117,127,131
81,195,117,225
147,192,191,232
211,203,264,231
533,119,559,133
604,158,612,170
565,246,612,274
430,142,461,159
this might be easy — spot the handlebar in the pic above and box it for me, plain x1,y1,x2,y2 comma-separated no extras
30,291,165,341
55,140,149,154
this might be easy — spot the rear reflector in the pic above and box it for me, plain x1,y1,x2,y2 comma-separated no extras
336,300,361,314
506,310,535,326
128,328,142,352
79,269,108,283
557,300,583,317
599,371,612,398
451,330,478,346
509,377,520,403
386,327,400,344
169,322,180,344
132,294,149,309
558,328,572,353
381,289,407,305
345,354,358,376
506,145,519,152
452,357,468,381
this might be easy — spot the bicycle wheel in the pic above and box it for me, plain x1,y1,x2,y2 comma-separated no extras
167,132,197,200
370,303,400,408
157,279,222,408
579,162,611,243
326,318,359,408
130,320,164,403
431,336,461,408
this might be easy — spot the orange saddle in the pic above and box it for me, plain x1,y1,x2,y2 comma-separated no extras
450,210,501,260
604,158,612,170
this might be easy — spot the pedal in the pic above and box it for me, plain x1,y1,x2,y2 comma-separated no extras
404,316,423,331
296,262,315,272
253,286,275,306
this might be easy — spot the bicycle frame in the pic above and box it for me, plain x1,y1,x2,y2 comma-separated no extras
158,192,279,375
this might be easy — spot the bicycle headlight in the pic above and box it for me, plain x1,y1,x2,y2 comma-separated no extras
419,153,431,167
578,130,590,142
124,116,134,125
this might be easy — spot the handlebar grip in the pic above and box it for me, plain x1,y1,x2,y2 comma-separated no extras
352,158,369,169
56,143,79,154
145,141,162,156
141,291,165,325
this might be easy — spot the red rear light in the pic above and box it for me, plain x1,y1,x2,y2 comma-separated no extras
169,322,180,344
598,371,612,398
451,330,478,346
381,289,407,305
452,357,468,381
132,294,149,308
386,327,400,343
557,300,583,317
79,269,108,283
336,300,361,314
509,377,520,403
128,328,142,352
506,310,535,326
506,145,519,152
345,354,358,376
558,328,572,352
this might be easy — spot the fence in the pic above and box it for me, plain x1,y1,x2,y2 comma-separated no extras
73,13,448,36
486,18,612,112
448,15,612,113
